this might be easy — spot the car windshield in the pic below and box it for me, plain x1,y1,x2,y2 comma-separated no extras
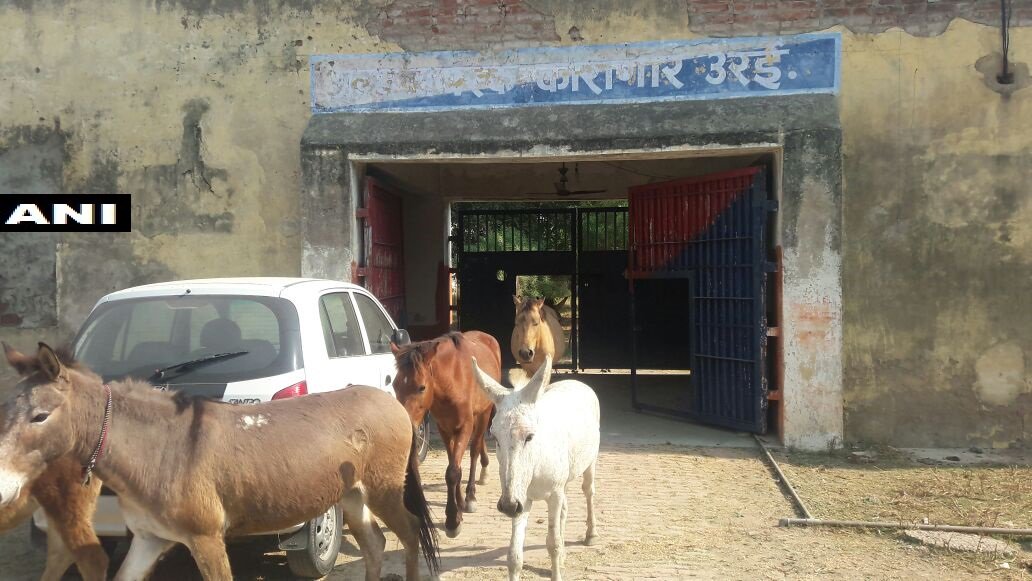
73,294,303,384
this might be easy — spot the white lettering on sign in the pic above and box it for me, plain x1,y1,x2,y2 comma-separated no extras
5,203,119,225
53,203,93,225
5,204,48,225
706,47,791,89
311,34,840,112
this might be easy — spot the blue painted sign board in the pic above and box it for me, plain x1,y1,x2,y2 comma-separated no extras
310,33,840,114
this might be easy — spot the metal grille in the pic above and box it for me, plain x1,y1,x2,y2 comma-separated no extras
579,207,627,251
459,210,574,253
454,206,628,370
628,167,775,433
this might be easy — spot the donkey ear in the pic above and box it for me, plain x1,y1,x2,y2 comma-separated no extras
390,342,401,356
36,343,65,381
519,355,553,404
3,342,36,376
512,295,521,307
471,357,509,404
532,297,545,309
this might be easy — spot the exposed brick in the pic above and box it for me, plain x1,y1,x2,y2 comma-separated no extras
0,313,22,327
822,7,851,19
686,0,1019,36
363,0,558,50
781,18,822,33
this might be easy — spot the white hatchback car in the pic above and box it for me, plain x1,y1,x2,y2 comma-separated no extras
30,277,429,577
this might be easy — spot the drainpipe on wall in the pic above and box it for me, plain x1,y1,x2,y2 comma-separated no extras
999,0,1015,85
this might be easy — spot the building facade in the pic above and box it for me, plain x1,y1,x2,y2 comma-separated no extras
1,1,1029,450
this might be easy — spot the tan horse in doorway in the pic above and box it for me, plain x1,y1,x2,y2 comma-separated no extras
0,342,439,581
510,296,566,387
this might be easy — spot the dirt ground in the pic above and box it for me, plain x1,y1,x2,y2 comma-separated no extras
1,442,1030,580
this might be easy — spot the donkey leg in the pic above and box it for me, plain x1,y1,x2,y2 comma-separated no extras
441,431,460,537
465,414,490,512
341,490,387,581
478,446,490,486
444,426,472,535
582,461,599,546
113,533,175,581
187,534,233,581
32,460,107,581
46,505,108,580
40,527,75,581
477,408,493,486
507,501,532,581
454,430,473,515
368,493,422,581
545,492,567,581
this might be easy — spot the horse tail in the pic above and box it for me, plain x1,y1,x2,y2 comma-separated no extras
403,425,440,576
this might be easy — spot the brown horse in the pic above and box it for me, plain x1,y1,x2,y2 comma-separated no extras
0,342,439,581
391,331,501,539
0,453,106,581
510,297,567,386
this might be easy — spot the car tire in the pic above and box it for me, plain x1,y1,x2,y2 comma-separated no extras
416,415,431,463
101,537,122,557
29,519,45,550
286,504,342,579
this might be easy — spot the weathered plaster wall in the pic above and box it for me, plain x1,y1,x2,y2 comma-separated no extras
0,1,398,351
839,20,1032,448
0,1,1029,447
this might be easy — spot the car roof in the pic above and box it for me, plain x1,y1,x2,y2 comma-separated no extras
97,277,368,302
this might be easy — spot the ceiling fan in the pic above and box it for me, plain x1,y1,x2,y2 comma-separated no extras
521,163,608,197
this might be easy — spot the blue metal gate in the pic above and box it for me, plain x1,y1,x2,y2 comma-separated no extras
628,167,777,433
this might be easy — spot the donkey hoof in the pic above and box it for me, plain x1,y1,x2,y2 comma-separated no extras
445,524,462,538
464,500,477,513
584,535,599,546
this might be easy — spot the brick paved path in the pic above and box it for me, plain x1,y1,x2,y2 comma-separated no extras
0,445,1009,580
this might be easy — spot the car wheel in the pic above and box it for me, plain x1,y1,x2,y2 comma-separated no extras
101,537,122,557
28,519,45,550
286,504,342,578
416,415,431,463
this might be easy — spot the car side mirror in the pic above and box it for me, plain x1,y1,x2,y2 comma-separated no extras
391,329,412,346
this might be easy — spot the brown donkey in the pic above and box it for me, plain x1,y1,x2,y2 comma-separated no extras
0,343,439,581
0,453,106,581
391,331,501,538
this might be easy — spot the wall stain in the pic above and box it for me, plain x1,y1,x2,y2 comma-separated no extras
129,99,235,238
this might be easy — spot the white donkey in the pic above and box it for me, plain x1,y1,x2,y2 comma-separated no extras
471,354,600,581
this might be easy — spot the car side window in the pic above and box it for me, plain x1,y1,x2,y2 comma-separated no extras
320,293,367,358
354,293,394,355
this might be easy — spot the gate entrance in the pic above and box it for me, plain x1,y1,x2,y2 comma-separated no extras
454,206,632,371
628,167,777,433
452,166,778,434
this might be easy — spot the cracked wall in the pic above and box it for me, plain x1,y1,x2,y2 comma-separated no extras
0,1,1029,448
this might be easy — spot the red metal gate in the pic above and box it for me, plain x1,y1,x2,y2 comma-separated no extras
627,167,777,433
356,178,406,323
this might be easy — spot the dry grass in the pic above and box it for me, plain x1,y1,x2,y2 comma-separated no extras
775,449,1032,530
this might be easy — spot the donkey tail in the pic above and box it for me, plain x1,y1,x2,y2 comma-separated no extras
403,425,441,576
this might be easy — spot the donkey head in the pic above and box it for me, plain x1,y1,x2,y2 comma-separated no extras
0,342,82,506
511,296,547,365
390,340,439,427
471,354,553,517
